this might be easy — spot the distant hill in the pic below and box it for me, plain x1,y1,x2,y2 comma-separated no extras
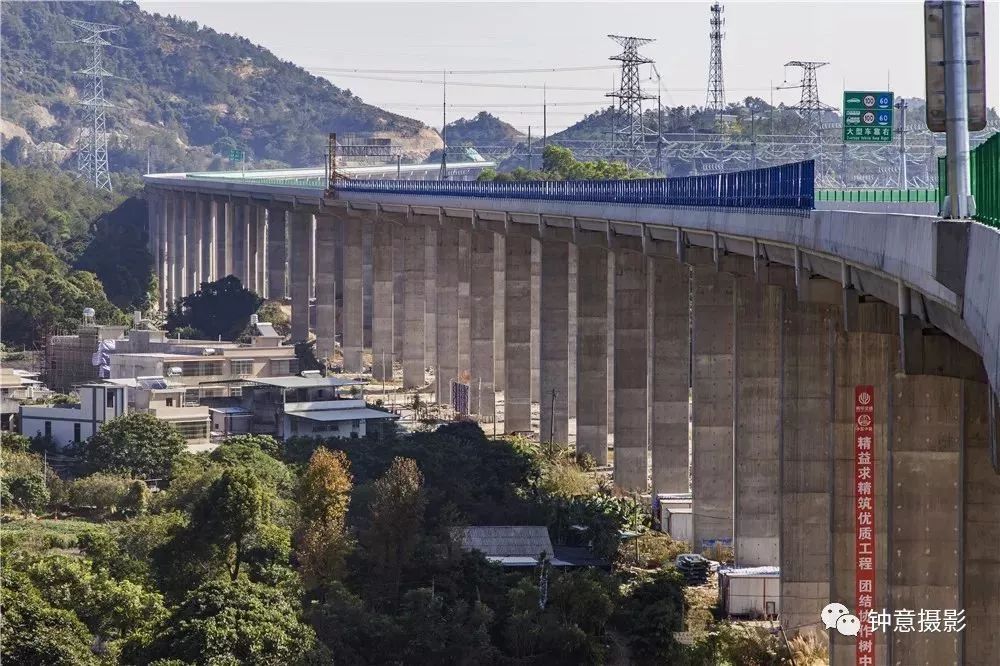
0,1,438,172
445,112,525,147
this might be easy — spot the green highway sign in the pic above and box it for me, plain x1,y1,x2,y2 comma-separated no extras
229,149,245,161
843,91,894,143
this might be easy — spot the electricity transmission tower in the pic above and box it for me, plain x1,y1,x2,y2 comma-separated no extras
778,61,833,133
64,19,122,193
706,2,726,114
606,34,654,170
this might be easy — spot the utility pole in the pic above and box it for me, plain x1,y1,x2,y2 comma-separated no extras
706,3,726,116
527,126,532,171
650,64,665,175
439,69,449,180
895,98,909,189
943,0,972,218
63,19,122,193
542,84,547,151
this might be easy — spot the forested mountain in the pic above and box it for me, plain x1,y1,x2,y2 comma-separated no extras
0,1,435,172
445,112,525,147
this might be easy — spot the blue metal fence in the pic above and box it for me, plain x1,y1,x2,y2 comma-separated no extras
336,160,815,211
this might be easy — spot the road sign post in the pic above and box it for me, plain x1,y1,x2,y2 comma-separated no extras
843,91,894,143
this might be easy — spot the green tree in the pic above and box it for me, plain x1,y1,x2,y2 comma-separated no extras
362,457,426,605
165,275,263,341
256,300,290,337
191,468,274,581
1,431,32,453
81,413,186,479
75,197,154,311
613,569,687,664
144,578,316,665
220,433,282,457
66,473,132,519
7,474,50,515
0,567,98,666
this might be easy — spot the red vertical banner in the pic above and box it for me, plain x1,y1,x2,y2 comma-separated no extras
854,385,876,665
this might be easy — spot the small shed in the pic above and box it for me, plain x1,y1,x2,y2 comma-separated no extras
718,566,781,619
453,526,554,567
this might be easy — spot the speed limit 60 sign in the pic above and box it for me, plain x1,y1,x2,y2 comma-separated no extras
843,91,894,143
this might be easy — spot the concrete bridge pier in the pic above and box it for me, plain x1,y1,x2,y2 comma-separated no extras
265,207,286,300
435,221,460,403
288,210,312,342
392,226,404,367
213,197,230,280
231,202,248,288
733,278,784,567
650,256,690,495
424,224,437,372
402,213,427,388
690,264,736,551
576,241,610,465
252,204,266,295
457,227,472,390
614,247,650,491
493,235,505,393
314,213,337,364
201,197,215,285
174,193,188,299
540,237,573,445
504,233,536,432
342,214,364,372
185,194,201,295
830,301,897,666
363,221,374,352
164,194,177,304
372,212,394,381
470,229,496,418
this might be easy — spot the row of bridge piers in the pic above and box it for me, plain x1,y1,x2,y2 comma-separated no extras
148,189,999,665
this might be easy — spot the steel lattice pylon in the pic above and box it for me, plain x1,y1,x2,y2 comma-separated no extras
606,34,654,171
65,19,121,193
706,3,726,114
779,61,833,132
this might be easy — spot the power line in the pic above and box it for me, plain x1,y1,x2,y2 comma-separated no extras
316,72,608,92
308,64,617,75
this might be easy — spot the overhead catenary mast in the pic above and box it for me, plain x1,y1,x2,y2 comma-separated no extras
63,19,122,193
439,69,449,180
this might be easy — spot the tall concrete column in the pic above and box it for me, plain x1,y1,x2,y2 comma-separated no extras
435,223,459,403
372,217,394,381
733,280,783,566
232,202,248,287
888,373,962,666
342,215,364,373
457,228,472,384
494,234,505,392
963,381,1000,666
576,244,609,465
470,229,495,418
530,240,541,406
289,211,312,342
691,266,735,551
215,198,230,279
363,222,373,350
175,193,188,299
392,226,405,363
614,249,649,492
310,216,316,301
254,205,266,296
314,214,337,364
779,300,836,639
540,239,571,445
504,234,535,432
246,205,259,293
156,193,168,310
402,216,426,388
202,197,215,283
266,208,286,300
185,195,200,296
830,303,896,666
568,247,578,430
650,257,690,494
424,224,437,371
164,194,176,306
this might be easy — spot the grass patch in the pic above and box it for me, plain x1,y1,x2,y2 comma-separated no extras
1,515,108,553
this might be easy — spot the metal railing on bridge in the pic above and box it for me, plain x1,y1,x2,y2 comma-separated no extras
815,188,939,203
335,160,815,211
938,132,999,228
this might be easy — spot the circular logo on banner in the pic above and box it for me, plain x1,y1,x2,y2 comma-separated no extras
863,112,876,124
857,414,873,428
863,95,876,107
858,392,872,406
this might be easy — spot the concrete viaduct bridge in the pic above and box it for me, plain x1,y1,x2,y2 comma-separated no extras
146,160,999,665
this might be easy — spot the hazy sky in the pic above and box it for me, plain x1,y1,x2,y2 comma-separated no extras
139,1,999,133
